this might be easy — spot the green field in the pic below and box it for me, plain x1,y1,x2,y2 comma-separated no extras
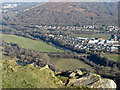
0,63,2,89
74,34,111,39
2,56,64,88
50,58,93,72
105,54,120,61
2,34,64,52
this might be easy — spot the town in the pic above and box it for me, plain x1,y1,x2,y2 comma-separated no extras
35,25,119,34
33,25,120,53
47,33,119,53
1,3,19,13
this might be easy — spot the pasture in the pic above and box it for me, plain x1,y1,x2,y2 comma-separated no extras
74,34,111,39
105,54,120,61
50,58,93,72
2,34,64,52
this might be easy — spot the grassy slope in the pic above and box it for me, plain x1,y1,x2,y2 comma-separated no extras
2,57,64,88
74,34,111,39
105,54,120,61
0,58,1,85
0,63,2,89
2,34,63,53
50,58,93,72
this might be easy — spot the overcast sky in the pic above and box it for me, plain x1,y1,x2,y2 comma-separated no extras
1,0,119,2
1,0,47,2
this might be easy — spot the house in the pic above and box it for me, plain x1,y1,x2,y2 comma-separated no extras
57,26,61,30
98,40,105,44
49,34,54,37
110,46,118,51
105,40,118,44
88,40,99,44
97,37,105,40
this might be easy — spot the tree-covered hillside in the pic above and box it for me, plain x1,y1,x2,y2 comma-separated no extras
2,2,118,26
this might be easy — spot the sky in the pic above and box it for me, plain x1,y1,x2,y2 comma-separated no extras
1,0,48,2
1,0,119,2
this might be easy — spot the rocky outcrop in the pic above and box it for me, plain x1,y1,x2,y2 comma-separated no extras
100,79,117,88
40,65,49,70
65,69,117,88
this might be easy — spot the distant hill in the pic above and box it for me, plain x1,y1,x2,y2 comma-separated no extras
2,2,118,26
13,2,118,26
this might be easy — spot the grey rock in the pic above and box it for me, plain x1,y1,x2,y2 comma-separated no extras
68,73,117,88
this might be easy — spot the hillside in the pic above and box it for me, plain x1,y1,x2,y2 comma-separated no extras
1,41,119,88
2,57,64,88
1,56,117,88
2,2,118,26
